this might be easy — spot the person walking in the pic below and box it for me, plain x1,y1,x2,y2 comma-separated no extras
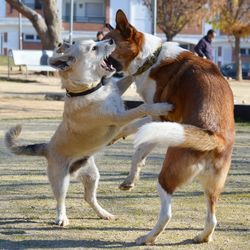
194,29,216,60
96,31,104,41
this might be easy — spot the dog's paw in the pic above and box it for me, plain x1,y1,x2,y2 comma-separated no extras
193,234,212,243
147,103,174,116
136,235,155,245
55,216,69,227
119,181,134,191
99,211,116,220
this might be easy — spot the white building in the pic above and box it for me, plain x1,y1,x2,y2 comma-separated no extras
0,0,249,66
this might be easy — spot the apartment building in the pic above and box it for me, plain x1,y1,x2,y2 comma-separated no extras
0,0,249,66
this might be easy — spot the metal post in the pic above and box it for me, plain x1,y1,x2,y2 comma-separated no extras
8,49,10,79
18,0,22,50
152,0,157,36
69,0,74,44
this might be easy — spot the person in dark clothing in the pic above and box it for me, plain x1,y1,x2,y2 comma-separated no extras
194,29,216,60
96,31,104,41
40,50,49,65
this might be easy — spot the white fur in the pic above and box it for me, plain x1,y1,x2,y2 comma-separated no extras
194,194,217,243
134,122,185,149
132,34,186,105
7,39,173,226
136,182,172,245
156,42,187,63
128,33,162,76
135,70,156,103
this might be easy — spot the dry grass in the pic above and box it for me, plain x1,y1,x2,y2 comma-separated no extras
0,119,249,250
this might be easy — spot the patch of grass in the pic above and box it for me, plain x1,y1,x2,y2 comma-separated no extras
0,76,37,83
0,120,249,250
0,55,13,66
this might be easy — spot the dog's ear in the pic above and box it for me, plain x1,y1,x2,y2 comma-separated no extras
49,55,76,71
115,9,131,39
105,23,114,31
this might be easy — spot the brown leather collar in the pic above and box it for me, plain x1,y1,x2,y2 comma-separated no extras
132,46,162,77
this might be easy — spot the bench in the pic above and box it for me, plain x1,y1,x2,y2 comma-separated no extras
8,49,56,78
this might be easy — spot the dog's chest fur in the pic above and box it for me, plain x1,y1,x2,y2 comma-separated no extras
51,82,125,157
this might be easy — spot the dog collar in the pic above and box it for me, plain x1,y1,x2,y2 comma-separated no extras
66,79,105,98
133,46,162,77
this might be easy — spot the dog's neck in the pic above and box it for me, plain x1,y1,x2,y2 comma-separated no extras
128,33,162,76
64,79,103,97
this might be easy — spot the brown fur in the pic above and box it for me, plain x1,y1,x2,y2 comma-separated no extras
106,9,235,245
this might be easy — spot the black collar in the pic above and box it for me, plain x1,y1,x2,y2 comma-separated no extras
132,46,162,77
66,78,105,98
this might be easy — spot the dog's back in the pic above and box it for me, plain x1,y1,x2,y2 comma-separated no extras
151,50,234,136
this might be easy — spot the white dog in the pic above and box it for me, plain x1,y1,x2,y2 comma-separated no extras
5,39,172,227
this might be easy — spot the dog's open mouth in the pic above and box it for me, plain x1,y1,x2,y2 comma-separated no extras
49,55,76,71
103,56,123,72
52,60,69,70
101,57,116,72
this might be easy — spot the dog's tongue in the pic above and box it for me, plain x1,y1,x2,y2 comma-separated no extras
102,59,115,72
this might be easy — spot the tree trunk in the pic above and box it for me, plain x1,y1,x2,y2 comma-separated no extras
235,36,242,81
5,0,61,50
165,34,173,41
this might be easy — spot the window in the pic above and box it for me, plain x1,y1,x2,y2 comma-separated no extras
62,0,105,23
85,2,104,17
24,34,35,41
240,48,246,55
23,0,42,10
4,32,8,43
34,0,42,9
24,34,40,42
23,0,35,9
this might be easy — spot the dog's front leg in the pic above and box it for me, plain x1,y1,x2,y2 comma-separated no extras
109,103,173,126
110,116,152,145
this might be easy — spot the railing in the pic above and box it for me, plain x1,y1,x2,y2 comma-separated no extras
62,16,105,23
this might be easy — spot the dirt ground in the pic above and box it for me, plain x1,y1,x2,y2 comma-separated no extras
0,71,249,249
0,66,250,120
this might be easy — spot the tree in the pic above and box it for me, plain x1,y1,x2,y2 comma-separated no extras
6,0,61,50
210,0,250,81
143,0,209,41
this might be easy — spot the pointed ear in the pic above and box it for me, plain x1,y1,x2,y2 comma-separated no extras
115,9,131,38
49,55,76,71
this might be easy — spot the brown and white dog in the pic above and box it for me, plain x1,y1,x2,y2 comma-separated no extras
105,10,235,245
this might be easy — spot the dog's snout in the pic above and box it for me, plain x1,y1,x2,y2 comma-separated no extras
109,39,114,45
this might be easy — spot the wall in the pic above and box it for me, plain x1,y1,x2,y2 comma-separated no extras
110,0,151,33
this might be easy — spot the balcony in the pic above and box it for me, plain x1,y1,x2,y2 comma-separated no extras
62,15,105,24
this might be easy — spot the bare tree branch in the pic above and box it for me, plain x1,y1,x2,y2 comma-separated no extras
5,0,61,49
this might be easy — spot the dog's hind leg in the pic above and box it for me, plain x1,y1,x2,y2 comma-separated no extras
193,191,218,243
136,148,205,245
194,158,231,243
77,156,115,220
47,163,70,227
119,142,156,191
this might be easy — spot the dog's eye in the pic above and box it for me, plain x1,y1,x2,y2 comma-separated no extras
92,46,97,51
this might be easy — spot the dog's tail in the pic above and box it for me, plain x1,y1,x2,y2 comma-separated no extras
134,122,222,152
5,125,48,157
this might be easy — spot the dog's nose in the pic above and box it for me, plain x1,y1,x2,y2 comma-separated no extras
58,42,62,47
109,39,114,45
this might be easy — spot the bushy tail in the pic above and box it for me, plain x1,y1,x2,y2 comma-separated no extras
5,125,47,157
134,122,220,152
